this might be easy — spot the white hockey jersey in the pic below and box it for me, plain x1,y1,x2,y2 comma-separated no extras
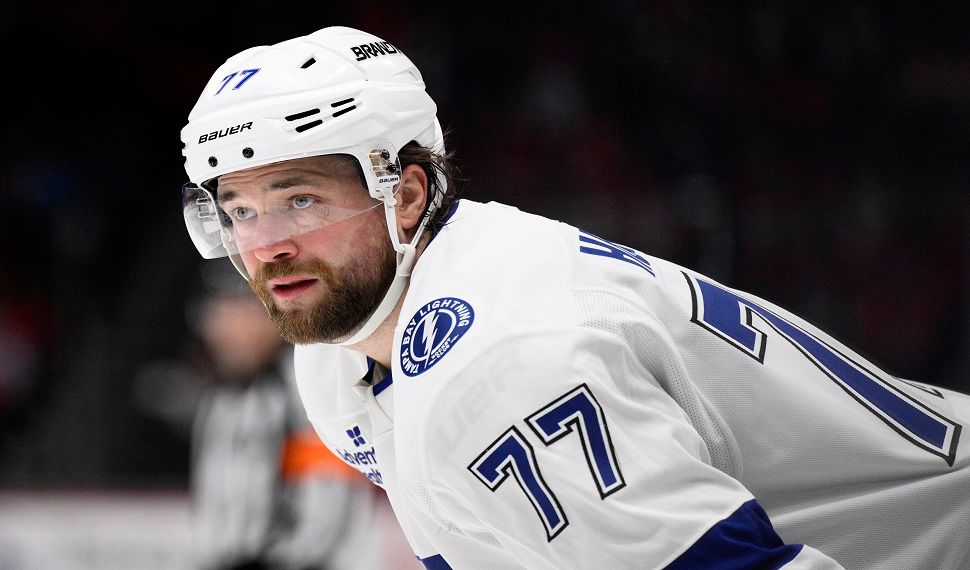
294,200,970,570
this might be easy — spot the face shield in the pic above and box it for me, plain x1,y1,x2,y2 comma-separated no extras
181,182,383,259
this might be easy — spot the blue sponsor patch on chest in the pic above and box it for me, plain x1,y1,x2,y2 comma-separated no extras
400,297,474,376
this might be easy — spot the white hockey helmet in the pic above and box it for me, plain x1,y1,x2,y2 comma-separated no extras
180,26,446,345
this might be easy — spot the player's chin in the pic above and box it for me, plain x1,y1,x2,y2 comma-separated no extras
275,312,357,346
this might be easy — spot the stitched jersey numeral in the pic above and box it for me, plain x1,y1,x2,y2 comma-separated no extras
685,272,961,465
469,384,623,541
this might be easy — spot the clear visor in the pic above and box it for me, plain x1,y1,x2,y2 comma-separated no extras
181,183,383,259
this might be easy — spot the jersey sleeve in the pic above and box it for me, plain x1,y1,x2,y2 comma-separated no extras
397,327,845,569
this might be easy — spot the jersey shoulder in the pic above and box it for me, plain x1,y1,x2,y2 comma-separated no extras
396,200,577,378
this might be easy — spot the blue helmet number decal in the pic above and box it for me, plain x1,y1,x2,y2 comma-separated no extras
214,68,261,95
400,297,474,376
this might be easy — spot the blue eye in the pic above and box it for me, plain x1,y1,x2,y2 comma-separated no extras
292,195,315,209
232,207,256,221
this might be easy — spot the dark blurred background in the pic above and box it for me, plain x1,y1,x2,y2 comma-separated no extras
1,2,968,489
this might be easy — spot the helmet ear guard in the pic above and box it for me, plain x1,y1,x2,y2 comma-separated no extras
181,26,447,345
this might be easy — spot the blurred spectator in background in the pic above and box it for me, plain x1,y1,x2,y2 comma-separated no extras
136,261,377,570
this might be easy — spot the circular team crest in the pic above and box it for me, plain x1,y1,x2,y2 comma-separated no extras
400,297,475,377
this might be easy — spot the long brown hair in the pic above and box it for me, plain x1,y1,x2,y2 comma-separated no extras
397,133,464,234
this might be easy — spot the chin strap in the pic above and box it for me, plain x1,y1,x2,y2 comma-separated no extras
337,190,429,347
337,242,416,346
335,124,451,346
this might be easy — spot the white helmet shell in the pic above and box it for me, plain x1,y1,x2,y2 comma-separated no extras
181,26,441,197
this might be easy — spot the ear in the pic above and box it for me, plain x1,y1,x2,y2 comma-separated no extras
394,163,429,241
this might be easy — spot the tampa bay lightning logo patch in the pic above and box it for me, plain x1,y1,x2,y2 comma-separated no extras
400,297,474,376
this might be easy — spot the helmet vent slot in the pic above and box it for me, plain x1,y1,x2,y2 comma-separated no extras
330,97,357,118
294,119,323,133
300,57,316,69
285,108,321,122
332,105,357,118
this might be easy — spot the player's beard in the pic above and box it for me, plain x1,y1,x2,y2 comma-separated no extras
248,237,397,344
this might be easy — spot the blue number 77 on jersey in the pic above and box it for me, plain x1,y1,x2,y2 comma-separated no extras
685,273,961,465
468,385,625,541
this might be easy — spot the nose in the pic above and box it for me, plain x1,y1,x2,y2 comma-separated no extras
247,211,300,262
252,238,298,262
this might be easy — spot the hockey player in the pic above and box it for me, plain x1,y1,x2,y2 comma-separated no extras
179,26,970,569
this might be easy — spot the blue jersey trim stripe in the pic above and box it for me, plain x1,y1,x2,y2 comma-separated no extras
418,554,453,569
373,369,393,396
665,499,803,570
441,200,460,224
429,201,461,242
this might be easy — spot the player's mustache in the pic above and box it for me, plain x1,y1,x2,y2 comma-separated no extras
250,258,335,290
